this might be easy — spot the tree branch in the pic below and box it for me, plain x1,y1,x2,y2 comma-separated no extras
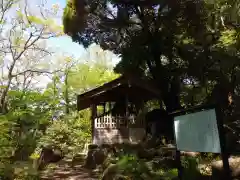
12,69,62,77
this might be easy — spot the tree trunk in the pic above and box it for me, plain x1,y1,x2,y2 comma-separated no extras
0,55,18,113
0,77,12,113
64,71,70,114
149,37,182,113
164,77,182,112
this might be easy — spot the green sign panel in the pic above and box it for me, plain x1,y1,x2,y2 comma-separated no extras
174,109,221,153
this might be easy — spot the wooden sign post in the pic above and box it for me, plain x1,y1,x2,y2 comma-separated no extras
170,104,231,180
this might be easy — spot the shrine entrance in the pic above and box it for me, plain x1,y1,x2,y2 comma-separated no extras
77,74,161,145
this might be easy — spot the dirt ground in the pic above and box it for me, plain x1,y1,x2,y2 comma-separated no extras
40,158,99,180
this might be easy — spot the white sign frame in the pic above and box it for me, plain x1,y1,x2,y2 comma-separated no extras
173,108,221,153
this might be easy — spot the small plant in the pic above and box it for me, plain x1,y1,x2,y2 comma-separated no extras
181,156,201,180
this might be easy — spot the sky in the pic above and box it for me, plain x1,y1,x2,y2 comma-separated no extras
47,35,86,58
0,0,121,90
46,0,120,63
0,0,120,89
29,0,120,88
46,0,86,58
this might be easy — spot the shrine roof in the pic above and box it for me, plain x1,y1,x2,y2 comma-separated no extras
77,74,161,110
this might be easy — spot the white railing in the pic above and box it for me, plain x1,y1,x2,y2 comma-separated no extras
95,115,127,128
95,114,145,129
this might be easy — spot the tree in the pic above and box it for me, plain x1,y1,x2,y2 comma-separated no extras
63,0,240,113
178,0,240,112
68,44,119,93
37,45,119,161
45,45,119,116
0,0,62,113
0,1,122,178
62,0,206,112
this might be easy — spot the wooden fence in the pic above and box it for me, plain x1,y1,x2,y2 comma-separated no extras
93,114,146,144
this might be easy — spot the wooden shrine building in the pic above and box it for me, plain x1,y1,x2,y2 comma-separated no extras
77,74,161,145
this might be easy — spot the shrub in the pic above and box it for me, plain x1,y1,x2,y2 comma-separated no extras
181,156,201,180
38,110,91,157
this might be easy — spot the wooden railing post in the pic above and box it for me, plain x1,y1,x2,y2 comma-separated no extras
90,104,97,143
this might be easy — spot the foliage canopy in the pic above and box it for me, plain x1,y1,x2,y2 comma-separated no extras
63,0,240,112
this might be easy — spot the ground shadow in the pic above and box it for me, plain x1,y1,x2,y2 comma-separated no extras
40,158,99,180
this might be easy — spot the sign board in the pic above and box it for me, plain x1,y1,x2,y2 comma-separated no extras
174,109,221,153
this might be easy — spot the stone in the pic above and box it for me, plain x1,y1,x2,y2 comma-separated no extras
88,144,99,150
181,151,200,157
101,163,119,180
84,149,97,169
84,148,108,169
94,149,107,165
212,156,240,179
157,144,176,158
37,147,63,170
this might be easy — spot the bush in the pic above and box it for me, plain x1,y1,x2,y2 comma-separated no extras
38,110,91,157
101,152,179,180
181,156,201,180
101,154,153,180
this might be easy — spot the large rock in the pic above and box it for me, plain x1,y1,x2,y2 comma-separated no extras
37,147,63,170
84,148,107,169
212,156,240,179
84,149,98,169
94,149,107,165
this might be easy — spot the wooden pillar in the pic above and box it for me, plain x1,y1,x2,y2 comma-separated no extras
103,102,106,114
108,102,112,113
126,81,130,118
125,96,129,117
126,83,130,143
90,104,97,144
125,87,129,128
